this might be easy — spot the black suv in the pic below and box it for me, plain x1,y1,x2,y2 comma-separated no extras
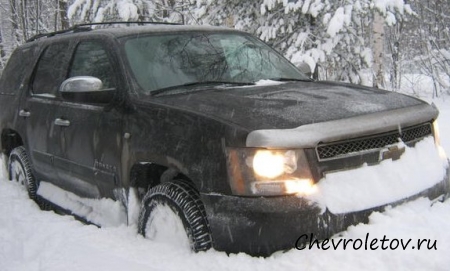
0,23,449,256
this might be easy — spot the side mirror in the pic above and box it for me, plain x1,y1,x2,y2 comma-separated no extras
60,76,114,104
296,62,312,78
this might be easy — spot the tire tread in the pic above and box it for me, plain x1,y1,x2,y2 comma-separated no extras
138,180,213,252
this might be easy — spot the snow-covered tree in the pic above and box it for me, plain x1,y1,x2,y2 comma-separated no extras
67,0,201,25
1,0,448,97
401,0,450,97
194,0,413,86
258,1,415,85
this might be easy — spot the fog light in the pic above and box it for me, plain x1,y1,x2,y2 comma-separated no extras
252,179,316,196
252,181,285,195
284,179,317,195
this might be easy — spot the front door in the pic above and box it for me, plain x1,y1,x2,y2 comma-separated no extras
23,42,70,183
55,40,124,199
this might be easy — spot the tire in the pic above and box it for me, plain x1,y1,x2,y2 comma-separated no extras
8,146,38,200
8,147,52,210
138,180,213,252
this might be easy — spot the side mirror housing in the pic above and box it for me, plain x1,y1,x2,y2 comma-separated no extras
60,76,114,104
296,62,312,78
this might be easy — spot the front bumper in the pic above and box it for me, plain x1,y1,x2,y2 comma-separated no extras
201,167,450,257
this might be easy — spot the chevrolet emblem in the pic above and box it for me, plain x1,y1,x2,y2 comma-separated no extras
379,144,406,161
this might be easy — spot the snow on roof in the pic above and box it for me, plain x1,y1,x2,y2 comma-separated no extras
94,24,241,38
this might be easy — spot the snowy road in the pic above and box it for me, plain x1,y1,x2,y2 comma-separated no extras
1,99,449,271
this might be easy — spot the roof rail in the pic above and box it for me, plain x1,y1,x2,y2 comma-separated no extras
26,26,90,43
74,21,182,28
26,21,182,43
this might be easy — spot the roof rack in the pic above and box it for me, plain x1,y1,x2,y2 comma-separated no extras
26,21,182,43
74,21,182,28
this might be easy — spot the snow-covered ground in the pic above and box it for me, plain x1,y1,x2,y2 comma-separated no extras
1,98,449,271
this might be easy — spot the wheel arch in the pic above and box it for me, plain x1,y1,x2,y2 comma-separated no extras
129,160,199,200
1,129,24,156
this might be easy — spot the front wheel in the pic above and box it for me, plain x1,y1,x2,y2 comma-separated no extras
138,180,213,252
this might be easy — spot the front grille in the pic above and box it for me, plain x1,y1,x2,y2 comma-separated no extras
316,123,432,161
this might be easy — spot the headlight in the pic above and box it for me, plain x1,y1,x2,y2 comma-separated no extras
226,148,316,196
433,121,441,146
433,120,447,159
252,150,297,179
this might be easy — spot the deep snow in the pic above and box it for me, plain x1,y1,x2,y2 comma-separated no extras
308,136,447,214
0,98,449,271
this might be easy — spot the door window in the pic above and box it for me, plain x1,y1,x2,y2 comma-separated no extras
0,46,36,95
69,41,115,89
32,42,70,97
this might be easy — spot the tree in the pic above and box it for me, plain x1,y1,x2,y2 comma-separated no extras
58,0,70,30
0,26,4,74
372,10,385,88
1,0,448,97
404,0,450,97
197,0,411,86
67,0,200,25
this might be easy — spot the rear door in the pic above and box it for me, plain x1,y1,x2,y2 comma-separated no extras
55,39,124,199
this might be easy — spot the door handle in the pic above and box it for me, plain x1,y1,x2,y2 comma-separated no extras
54,118,70,127
19,109,30,117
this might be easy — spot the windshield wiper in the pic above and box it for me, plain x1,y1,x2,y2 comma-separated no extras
269,77,313,82
150,81,255,96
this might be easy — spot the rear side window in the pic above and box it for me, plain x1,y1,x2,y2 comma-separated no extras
0,47,36,95
68,41,115,89
32,42,70,97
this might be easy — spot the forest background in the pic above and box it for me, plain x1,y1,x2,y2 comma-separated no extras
0,0,448,98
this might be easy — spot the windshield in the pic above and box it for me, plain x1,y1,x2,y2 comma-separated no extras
124,32,309,94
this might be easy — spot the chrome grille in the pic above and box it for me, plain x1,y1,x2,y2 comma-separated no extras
316,123,432,160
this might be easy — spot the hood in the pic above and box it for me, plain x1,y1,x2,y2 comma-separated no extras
150,81,426,131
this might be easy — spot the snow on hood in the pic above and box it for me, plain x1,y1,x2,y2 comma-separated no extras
246,103,438,148
307,136,449,214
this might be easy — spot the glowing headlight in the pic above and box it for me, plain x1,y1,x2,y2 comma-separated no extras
226,148,314,196
433,121,441,146
253,150,284,178
433,121,447,159
252,150,297,179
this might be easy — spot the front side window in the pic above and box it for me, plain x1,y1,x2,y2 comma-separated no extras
32,42,70,97
69,41,115,89
124,33,309,94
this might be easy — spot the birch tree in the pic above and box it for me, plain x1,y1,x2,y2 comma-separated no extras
372,10,384,88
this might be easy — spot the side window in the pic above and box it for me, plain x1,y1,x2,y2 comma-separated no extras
0,47,36,95
69,41,115,89
32,42,70,97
